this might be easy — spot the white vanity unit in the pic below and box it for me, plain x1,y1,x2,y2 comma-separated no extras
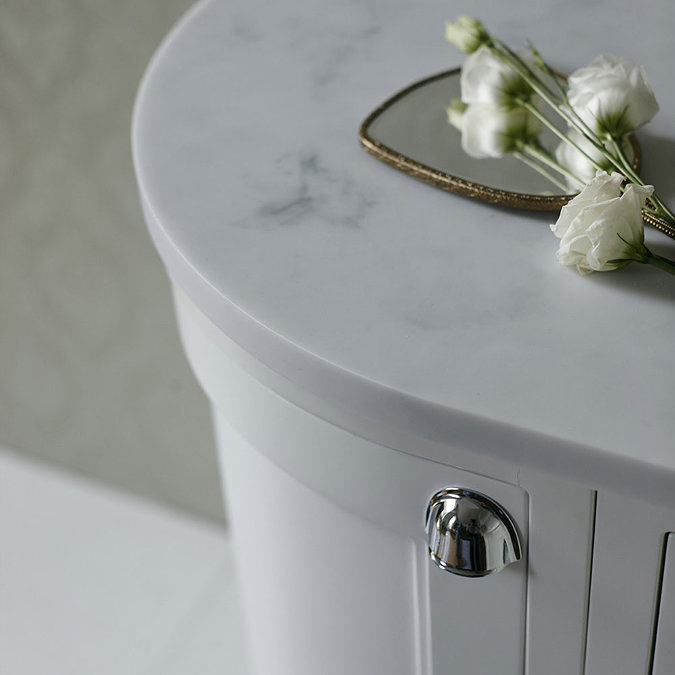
132,0,675,673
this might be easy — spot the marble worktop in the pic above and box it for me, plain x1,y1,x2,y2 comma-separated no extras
133,0,675,497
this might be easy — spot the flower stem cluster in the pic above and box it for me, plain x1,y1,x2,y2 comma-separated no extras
444,16,675,276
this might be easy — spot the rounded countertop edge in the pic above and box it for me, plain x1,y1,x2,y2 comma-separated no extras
131,0,212,169
164,244,675,513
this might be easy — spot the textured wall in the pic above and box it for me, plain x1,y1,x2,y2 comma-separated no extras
0,1,225,521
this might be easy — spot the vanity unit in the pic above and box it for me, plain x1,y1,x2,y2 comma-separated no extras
133,0,675,673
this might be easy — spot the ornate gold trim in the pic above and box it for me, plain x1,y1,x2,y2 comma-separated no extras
642,211,675,240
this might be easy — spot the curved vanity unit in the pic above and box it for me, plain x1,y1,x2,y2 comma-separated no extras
133,1,675,673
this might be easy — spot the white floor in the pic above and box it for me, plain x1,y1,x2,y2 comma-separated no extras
0,446,250,675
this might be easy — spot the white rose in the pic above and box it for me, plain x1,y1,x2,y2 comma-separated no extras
550,171,653,274
444,16,489,54
555,130,636,191
461,45,536,107
554,129,613,191
461,103,542,158
567,54,659,136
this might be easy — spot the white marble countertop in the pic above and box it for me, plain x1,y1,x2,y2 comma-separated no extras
133,0,675,500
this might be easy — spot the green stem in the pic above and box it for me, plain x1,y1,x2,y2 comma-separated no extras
490,39,563,108
490,39,593,137
519,100,606,173
606,136,675,227
651,196,675,227
521,142,581,187
605,136,641,183
491,37,638,177
643,250,675,275
528,43,568,99
513,150,570,192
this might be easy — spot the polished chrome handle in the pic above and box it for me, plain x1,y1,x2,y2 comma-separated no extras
425,488,522,577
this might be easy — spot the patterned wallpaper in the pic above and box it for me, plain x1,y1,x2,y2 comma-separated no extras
0,1,225,521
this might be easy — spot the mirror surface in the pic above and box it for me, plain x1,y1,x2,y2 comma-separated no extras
359,69,631,211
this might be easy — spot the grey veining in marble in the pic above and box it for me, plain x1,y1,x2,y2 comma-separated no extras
134,0,675,497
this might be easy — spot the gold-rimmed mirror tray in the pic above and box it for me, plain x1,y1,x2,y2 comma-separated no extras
358,68,652,217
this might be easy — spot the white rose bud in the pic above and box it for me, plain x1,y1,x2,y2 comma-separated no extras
567,54,659,136
550,171,653,274
460,103,542,158
444,16,490,54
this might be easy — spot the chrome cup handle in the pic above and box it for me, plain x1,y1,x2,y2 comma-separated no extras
425,488,522,578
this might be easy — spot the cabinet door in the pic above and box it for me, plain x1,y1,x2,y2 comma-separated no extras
585,493,674,675
215,406,530,675
518,471,595,675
